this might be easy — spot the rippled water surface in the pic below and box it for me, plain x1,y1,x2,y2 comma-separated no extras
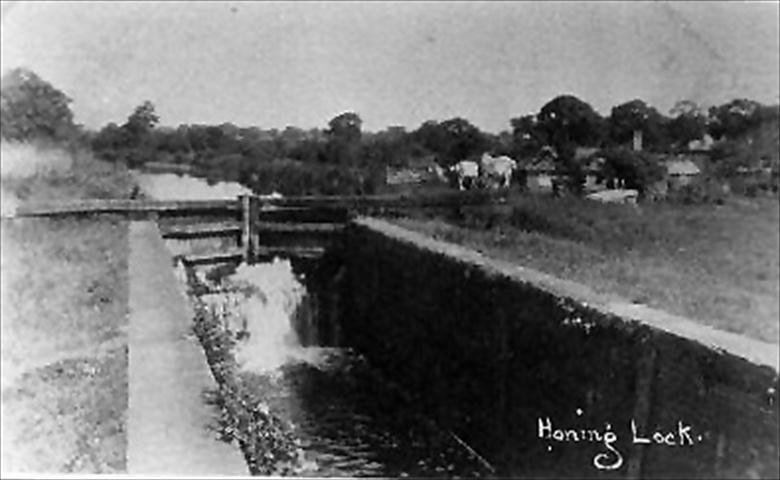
240,348,491,477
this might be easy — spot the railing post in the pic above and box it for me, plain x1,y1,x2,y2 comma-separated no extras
240,195,258,262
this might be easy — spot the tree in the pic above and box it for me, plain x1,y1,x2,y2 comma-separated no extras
411,118,487,166
92,122,129,155
326,111,362,143
324,111,363,165
707,98,762,140
537,95,605,160
122,100,159,144
92,100,159,166
668,100,708,148
607,99,670,152
362,126,414,168
439,117,487,162
600,148,666,194
0,67,78,142
510,114,547,157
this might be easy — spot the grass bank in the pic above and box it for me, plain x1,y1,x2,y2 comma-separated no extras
394,194,780,344
1,141,138,215
1,216,129,472
1,141,136,473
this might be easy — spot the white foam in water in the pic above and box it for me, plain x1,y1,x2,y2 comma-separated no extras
228,258,324,373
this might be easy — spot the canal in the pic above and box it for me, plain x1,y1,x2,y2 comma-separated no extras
193,259,493,477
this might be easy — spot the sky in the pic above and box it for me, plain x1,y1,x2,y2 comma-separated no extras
1,1,779,134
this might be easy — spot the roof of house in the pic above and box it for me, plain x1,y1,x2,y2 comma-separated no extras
583,156,605,173
525,157,557,173
666,159,701,176
539,145,558,157
574,147,600,161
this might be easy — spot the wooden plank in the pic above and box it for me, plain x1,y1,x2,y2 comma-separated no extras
14,192,505,218
15,198,239,217
182,247,243,266
263,191,508,209
253,246,326,259
160,222,241,238
241,195,259,262
14,192,507,221
254,222,345,233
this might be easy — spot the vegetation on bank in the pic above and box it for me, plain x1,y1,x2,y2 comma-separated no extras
1,71,138,474
189,281,305,475
1,216,129,472
1,142,139,208
3,66,778,200
396,195,780,344
84,94,777,198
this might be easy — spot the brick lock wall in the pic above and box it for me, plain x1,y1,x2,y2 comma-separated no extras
338,219,779,478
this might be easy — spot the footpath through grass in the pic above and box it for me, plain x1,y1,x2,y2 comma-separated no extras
1,142,136,473
394,194,780,344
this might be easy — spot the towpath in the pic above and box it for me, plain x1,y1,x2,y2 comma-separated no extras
127,220,247,475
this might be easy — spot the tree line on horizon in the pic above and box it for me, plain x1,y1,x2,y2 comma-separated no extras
2,67,778,196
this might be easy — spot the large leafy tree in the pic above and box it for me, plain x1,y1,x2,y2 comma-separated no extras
707,98,762,140
0,67,78,142
123,100,159,145
509,114,548,158
600,148,666,194
324,111,363,165
92,100,159,166
537,95,605,161
327,111,362,143
411,117,486,166
607,99,670,152
667,100,708,148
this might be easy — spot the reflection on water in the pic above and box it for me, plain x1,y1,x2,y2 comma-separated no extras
216,260,491,477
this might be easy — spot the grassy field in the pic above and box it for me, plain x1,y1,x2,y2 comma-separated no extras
1,142,139,215
394,193,780,344
1,142,136,473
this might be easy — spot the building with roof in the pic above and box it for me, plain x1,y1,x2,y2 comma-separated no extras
520,155,558,193
665,157,701,188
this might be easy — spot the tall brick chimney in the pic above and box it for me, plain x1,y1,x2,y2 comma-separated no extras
633,129,643,152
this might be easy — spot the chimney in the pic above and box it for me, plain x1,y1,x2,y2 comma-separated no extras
633,129,643,152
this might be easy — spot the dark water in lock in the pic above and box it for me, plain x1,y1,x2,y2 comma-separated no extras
224,260,493,477
240,347,492,477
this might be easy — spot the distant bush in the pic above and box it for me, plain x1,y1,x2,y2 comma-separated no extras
241,159,384,196
0,142,138,206
450,195,662,252
666,177,728,205
599,148,665,194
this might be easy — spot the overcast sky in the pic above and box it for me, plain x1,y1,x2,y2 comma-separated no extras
2,1,778,133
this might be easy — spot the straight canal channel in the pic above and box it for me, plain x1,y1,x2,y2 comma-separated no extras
180,255,494,477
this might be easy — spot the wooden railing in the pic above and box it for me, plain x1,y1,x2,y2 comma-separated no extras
13,190,507,218
13,191,509,264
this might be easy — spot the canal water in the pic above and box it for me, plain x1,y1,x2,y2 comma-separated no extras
207,260,493,477
141,170,492,476
134,171,253,200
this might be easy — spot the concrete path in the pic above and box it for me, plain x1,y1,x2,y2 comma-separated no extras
127,221,248,475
